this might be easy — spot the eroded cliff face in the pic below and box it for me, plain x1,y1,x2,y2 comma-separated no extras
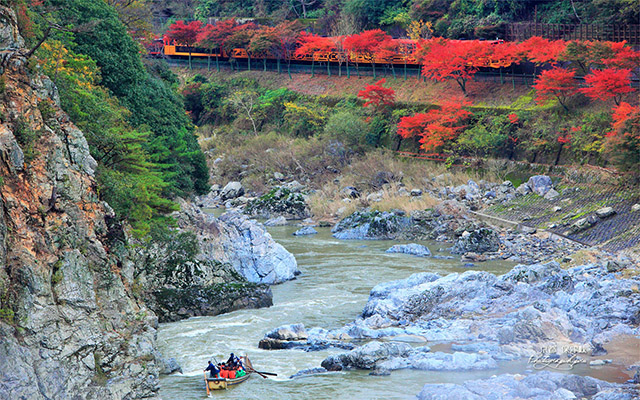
0,7,160,399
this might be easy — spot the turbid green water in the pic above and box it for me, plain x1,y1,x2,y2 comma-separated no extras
158,224,628,400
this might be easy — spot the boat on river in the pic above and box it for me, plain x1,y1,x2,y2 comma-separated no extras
204,356,253,394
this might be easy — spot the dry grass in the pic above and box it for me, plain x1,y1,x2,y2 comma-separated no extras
308,180,440,221
338,150,497,190
198,129,499,220
307,150,492,220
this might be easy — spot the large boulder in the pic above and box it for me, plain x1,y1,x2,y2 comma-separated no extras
321,342,415,370
293,226,317,236
147,283,272,323
245,187,310,220
527,175,553,196
386,243,431,257
332,202,477,242
596,207,616,218
450,228,500,255
220,181,244,201
264,216,288,226
327,260,640,360
174,200,300,284
331,210,412,240
321,342,496,373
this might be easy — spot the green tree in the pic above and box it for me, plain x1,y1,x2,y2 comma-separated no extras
49,0,209,196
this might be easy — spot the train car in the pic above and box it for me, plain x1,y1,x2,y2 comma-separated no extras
161,36,515,69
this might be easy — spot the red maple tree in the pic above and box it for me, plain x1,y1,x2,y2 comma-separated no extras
534,67,577,111
397,100,472,152
520,36,567,65
167,20,203,69
343,29,391,78
375,39,400,78
417,38,491,95
580,68,634,105
224,22,259,70
295,32,334,77
490,41,525,68
272,21,302,78
602,42,640,79
610,102,640,137
358,78,395,114
197,19,237,71
604,102,640,167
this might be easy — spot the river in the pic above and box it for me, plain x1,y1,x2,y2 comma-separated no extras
158,224,631,399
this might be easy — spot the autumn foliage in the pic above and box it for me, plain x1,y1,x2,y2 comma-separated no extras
197,19,237,51
167,20,204,68
580,68,634,105
416,38,491,95
357,79,395,113
295,32,334,55
343,29,392,77
167,20,203,47
397,100,472,152
534,67,577,111
519,37,567,65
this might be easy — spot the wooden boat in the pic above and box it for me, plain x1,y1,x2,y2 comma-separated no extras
204,356,253,394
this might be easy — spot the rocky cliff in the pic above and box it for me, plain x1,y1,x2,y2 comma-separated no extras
0,7,160,399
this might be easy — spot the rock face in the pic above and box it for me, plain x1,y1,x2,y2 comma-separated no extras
0,9,160,399
147,283,272,323
417,371,636,400
173,201,300,284
450,228,500,255
245,187,310,220
386,244,432,257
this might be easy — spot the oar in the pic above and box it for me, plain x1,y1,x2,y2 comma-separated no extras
204,372,210,396
246,367,277,377
247,367,268,379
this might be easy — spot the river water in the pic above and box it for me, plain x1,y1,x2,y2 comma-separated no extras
158,224,631,399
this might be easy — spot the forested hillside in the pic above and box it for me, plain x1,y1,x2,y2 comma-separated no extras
154,0,638,38
9,0,209,237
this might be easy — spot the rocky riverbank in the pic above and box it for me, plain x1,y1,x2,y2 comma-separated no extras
139,199,300,323
417,371,639,400
262,256,640,396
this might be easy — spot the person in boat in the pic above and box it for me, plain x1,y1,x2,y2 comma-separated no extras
226,353,239,368
204,361,220,378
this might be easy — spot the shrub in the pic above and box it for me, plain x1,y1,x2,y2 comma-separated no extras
323,110,368,148
13,117,41,164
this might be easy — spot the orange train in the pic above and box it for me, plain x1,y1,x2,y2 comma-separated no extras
154,36,514,69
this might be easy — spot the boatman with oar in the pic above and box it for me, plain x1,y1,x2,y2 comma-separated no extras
205,360,220,378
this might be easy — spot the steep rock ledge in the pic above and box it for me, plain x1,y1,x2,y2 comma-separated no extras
173,199,299,285
0,7,159,399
